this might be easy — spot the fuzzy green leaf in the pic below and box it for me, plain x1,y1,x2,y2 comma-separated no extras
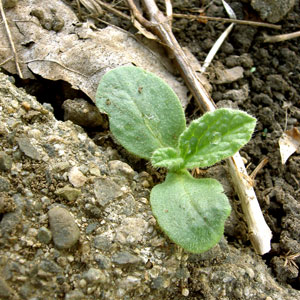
179,108,256,168
151,147,184,171
150,171,231,253
96,66,186,159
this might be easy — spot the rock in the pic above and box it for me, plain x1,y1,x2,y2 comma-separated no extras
115,217,148,244
16,137,41,160
62,98,105,128
68,166,87,188
0,152,12,171
65,290,85,300
48,206,80,249
83,267,106,283
213,66,244,84
0,176,10,192
39,259,62,274
94,253,111,269
111,251,141,265
55,186,81,202
0,276,14,299
251,0,295,23
108,160,135,180
0,194,15,214
37,226,52,244
93,177,122,206
0,211,21,236
93,234,113,251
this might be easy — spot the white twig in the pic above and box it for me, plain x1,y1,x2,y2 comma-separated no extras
263,31,300,43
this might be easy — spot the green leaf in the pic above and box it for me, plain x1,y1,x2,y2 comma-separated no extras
96,66,186,159
179,108,256,168
151,147,184,171
150,171,231,253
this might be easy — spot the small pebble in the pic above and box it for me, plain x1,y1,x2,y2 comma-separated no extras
37,226,52,244
48,207,80,249
68,166,87,187
0,152,12,171
55,186,81,202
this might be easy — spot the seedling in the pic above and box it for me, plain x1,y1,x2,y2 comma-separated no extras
96,66,256,253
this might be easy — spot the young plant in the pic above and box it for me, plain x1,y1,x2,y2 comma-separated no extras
96,66,256,253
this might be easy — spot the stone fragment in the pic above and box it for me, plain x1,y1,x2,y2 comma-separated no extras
214,66,244,84
0,211,21,236
94,253,111,269
108,160,135,180
115,217,148,244
62,98,105,128
16,137,40,160
68,166,87,188
83,267,106,283
0,194,15,214
55,186,81,202
48,206,80,249
0,176,10,192
94,177,122,206
65,290,85,300
94,234,112,251
111,251,141,265
0,276,15,299
52,161,71,172
39,259,62,274
251,0,295,23
0,152,12,171
37,226,52,244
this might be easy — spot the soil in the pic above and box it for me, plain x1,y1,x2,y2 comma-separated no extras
0,0,300,299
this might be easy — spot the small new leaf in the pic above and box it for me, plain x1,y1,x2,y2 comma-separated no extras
179,109,256,168
150,171,231,253
151,147,184,171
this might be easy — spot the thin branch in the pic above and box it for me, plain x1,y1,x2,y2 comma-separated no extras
0,0,23,78
173,13,282,30
263,30,300,43
165,0,172,26
127,0,272,255
126,0,154,28
97,0,130,21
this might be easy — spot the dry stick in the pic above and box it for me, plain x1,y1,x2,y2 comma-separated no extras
0,0,23,78
263,30,300,43
127,0,272,255
173,13,281,30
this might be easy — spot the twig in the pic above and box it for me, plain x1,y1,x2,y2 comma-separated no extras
97,0,131,21
127,0,272,255
165,0,172,26
250,157,268,180
200,0,236,74
200,23,234,73
173,13,281,30
262,31,300,43
0,0,23,78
